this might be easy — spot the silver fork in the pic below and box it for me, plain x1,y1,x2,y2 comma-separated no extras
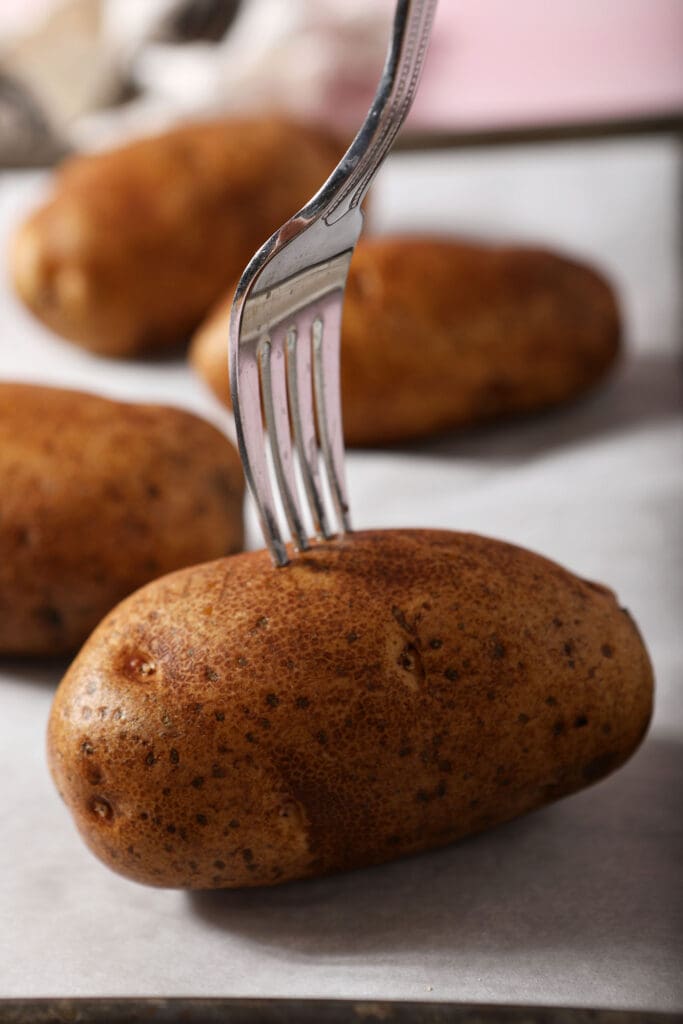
229,0,437,566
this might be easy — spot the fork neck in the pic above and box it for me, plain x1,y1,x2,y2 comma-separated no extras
318,0,437,227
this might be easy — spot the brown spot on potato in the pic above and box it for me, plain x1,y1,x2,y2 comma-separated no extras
125,655,153,678
391,606,416,636
86,764,103,785
398,643,425,684
35,605,63,629
490,638,506,660
15,526,31,547
90,797,112,821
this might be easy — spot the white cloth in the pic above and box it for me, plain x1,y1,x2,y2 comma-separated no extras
0,134,681,1008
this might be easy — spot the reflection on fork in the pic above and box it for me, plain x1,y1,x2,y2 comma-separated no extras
229,0,437,566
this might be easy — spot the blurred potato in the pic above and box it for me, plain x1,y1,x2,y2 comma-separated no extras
0,383,244,655
10,117,344,356
191,236,621,446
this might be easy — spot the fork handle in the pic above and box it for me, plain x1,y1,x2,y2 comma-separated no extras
322,0,437,226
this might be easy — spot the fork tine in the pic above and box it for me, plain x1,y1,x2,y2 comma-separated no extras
232,341,289,566
231,0,435,565
313,299,351,535
286,318,331,541
260,328,310,553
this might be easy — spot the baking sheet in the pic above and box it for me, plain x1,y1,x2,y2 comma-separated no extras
0,134,681,1009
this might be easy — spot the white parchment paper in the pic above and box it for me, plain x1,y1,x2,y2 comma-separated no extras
0,135,681,1008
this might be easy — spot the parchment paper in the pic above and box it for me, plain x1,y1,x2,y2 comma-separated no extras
0,134,681,1009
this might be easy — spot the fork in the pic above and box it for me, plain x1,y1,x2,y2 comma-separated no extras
229,0,437,566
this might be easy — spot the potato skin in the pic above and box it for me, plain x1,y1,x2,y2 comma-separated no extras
48,529,652,889
191,236,620,445
10,117,343,356
0,383,244,655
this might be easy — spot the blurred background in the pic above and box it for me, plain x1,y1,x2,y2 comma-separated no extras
1,0,682,164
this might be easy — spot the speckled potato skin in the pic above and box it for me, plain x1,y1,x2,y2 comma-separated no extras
190,236,620,445
0,383,244,655
10,117,343,356
47,529,652,889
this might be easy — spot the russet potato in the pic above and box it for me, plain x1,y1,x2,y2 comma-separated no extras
47,528,652,888
10,117,343,356
191,236,621,446
0,383,244,655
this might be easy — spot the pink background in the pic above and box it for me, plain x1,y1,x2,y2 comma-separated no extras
1,0,682,132
411,0,683,129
